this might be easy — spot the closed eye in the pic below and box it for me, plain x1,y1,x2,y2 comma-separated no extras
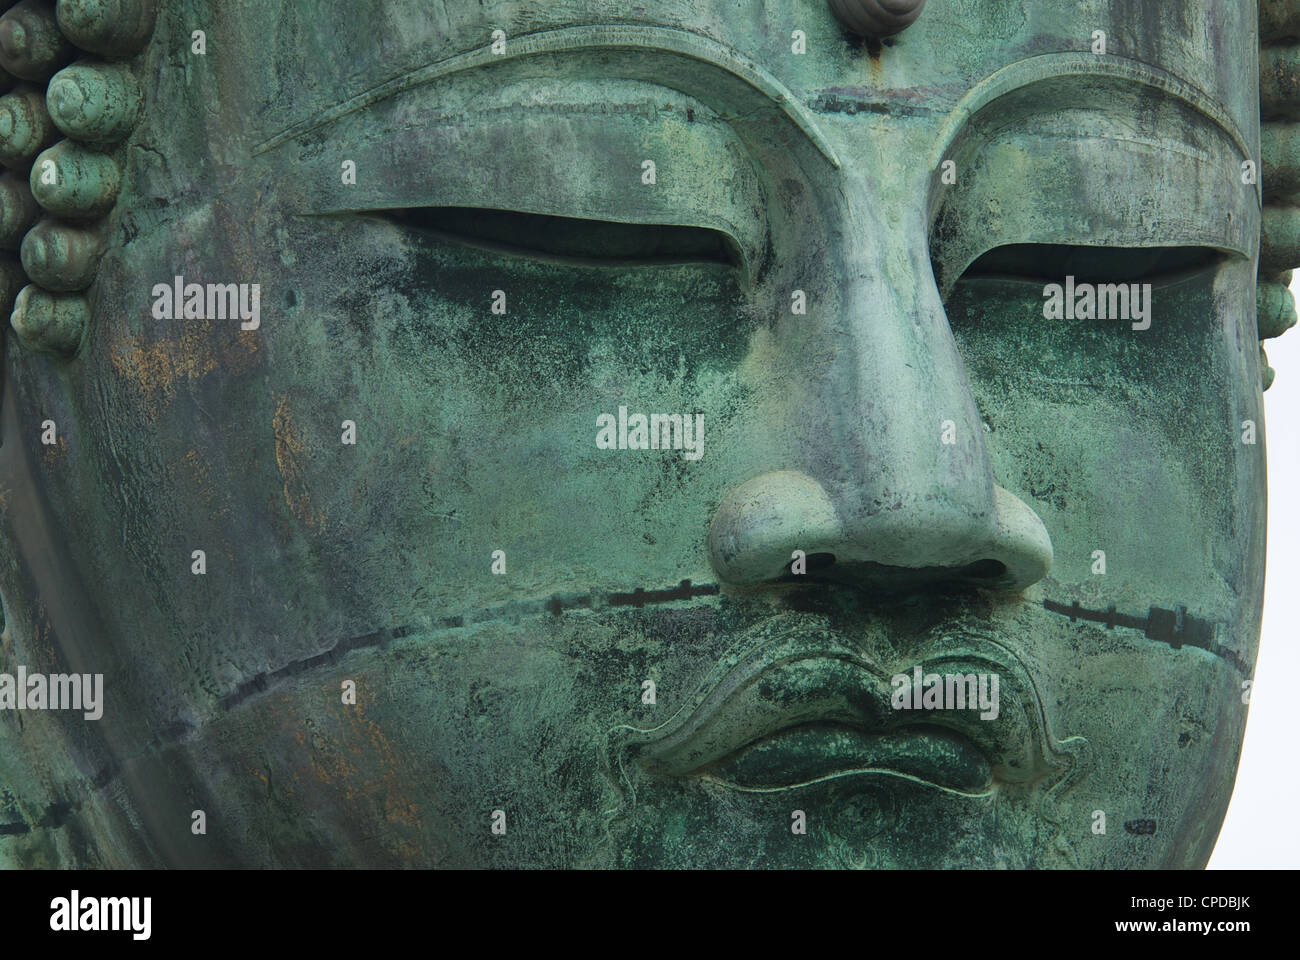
378,206,743,268
961,243,1224,286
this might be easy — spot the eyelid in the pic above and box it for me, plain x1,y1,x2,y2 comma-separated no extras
959,243,1226,287
286,91,768,283
929,134,1255,300
927,55,1254,206
928,67,1257,300
379,206,745,269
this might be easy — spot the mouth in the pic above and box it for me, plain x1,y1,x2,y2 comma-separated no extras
626,614,1062,795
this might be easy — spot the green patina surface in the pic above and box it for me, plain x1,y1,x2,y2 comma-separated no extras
0,0,1288,868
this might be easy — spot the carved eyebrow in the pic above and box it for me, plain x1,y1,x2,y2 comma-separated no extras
252,23,840,168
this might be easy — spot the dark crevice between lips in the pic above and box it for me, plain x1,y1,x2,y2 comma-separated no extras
699,722,993,794
780,555,1008,595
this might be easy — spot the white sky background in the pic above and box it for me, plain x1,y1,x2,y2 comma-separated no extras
1207,278,1300,869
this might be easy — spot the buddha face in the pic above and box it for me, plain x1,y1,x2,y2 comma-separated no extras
0,0,1275,868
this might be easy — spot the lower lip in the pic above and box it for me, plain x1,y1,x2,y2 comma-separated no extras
702,724,993,794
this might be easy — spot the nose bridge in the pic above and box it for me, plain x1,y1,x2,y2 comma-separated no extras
706,182,1053,589
825,203,997,541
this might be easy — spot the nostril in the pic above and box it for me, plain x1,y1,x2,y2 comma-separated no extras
781,556,1010,593
781,552,837,578
965,559,1007,580
707,474,1051,591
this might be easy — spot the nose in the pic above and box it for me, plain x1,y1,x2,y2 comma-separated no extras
706,201,1052,593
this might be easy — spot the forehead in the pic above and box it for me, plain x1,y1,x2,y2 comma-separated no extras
237,0,1259,150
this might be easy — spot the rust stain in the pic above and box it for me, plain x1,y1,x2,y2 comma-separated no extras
272,395,325,530
225,686,426,860
337,680,422,832
289,678,424,857
110,327,260,411
40,436,68,468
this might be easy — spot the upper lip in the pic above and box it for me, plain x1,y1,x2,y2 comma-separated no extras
626,613,1064,794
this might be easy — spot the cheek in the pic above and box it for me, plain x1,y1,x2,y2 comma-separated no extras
944,267,1262,856
948,270,1262,621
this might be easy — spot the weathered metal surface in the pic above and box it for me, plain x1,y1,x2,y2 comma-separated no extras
0,0,1287,869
